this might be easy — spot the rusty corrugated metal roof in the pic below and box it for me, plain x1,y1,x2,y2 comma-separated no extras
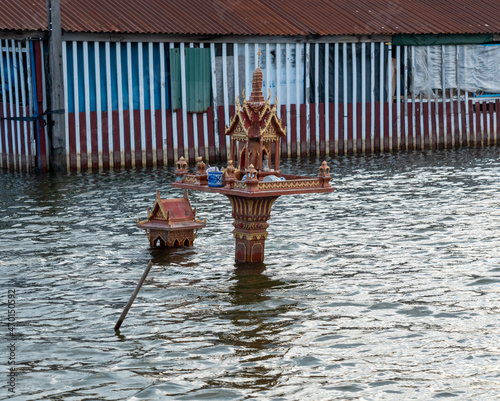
60,0,500,36
0,0,47,31
60,0,302,36
1,0,500,36
263,0,500,36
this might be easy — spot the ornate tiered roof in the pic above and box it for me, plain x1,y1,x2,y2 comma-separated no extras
225,51,286,172
226,54,286,143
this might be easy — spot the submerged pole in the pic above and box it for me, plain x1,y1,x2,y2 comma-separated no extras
114,261,153,332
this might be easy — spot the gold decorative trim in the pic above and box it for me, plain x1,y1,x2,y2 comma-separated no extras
242,96,253,121
261,124,280,142
155,191,168,219
258,103,270,121
231,120,249,141
233,181,247,190
184,176,199,184
258,179,321,191
251,243,264,260
259,112,286,141
246,101,264,116
233,231,268,241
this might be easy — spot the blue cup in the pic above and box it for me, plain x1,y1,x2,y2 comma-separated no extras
208,171,223,187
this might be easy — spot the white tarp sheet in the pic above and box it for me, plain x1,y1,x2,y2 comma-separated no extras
413,44,500,96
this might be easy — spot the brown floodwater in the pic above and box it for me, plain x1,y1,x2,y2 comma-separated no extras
1,147,500,400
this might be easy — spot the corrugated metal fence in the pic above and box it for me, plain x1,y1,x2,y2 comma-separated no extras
0,39,48,171
1,39,499,171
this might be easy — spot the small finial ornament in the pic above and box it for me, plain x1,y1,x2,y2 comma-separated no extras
319,161,330,177
247,164,258,180
257,49,262,68
319,161,331,188
176,156,187,171
175,156,188,182
197,157,206,175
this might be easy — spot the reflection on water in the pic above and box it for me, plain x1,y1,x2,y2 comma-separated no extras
1,147,500,400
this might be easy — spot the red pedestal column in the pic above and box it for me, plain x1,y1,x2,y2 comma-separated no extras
227,195,279,263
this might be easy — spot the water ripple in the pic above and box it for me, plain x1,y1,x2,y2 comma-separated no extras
1,148,500,400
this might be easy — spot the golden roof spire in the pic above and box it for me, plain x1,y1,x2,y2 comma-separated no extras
249,49,264,103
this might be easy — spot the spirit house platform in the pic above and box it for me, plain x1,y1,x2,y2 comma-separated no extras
172,52,334,263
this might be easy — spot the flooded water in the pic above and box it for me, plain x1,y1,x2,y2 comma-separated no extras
1,147,500,400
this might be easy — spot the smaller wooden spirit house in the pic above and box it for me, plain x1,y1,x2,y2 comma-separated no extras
225,50,286,174
137,190,206,248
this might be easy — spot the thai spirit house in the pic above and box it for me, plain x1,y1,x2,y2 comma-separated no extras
171,52,334,263
226,51,286,174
